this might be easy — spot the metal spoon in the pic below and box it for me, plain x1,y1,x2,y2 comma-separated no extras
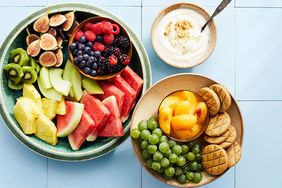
201,0,232,32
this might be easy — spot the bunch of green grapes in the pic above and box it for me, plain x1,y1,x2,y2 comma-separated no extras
131,117,203,184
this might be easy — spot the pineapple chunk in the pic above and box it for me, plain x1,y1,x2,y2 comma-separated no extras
56,98,66,115
35,114,58,145
13,97,39,134
42,98,58,120
23,84,42,110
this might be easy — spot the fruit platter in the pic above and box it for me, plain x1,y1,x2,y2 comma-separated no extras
0,3,151,161
130,74,243,187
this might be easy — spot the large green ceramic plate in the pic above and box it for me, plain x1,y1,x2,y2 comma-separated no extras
0,3,151,161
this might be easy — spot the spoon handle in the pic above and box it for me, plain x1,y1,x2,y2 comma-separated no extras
201,0,232,32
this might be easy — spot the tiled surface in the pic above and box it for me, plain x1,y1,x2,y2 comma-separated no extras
0,1,281,188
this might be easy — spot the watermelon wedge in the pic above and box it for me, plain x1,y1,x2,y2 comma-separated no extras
57,101,84,137
110,75,137,122
98,81,125,112
81,92,110,141
121,67,144,94
68,110,95,150
99,96,124,137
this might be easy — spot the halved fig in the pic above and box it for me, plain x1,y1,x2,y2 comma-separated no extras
40,33,58,50
39,51,57,67
63,11,75,31
67,21,79,37
55,49,63,67
56,36,63,47
26,28,39,46
27,39,41,57
49,14,66,27
47,27,57,37
57,28,66,39
33,15,50,33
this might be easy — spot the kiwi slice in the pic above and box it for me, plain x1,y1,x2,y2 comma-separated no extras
22,66,37,84
8,80,23,90
9,48,29,66
4,63,24,84
29,58,41,73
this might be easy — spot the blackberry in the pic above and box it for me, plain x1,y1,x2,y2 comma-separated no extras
102,46,121,57
118,53,130,65
113,35,130,50
111,63,125,73
97,56,109,75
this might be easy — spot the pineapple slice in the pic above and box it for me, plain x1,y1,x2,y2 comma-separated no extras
23,84,42,110
13,97,39,134
42,98,58,120
56,98,66,115
35,114,58,145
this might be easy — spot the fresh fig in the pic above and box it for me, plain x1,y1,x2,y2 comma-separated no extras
26,28,39,46
56,36,63,47
27,39,41,57
33,15,50,33
63,11,75,31
47,27,57,37
57,28,66,39
55,49,63,67
39,33,57,50
39,51,57,67
67,21,79,37
49,14,66,27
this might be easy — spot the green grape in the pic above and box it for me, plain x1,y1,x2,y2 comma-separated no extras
164,175,173,180
197,164,203,172
195,153,201,162
153,151,163,161
168,140,176,148
163,149,172,158
148,117,158,130
165,167,175,177
151,162,161,171
130,128,140,139
182,166,189,174
140,130,151,141
158,166,164,173
188,142,194,149
159,142,170,154
152,128,162,138
149,134,159,145
186,172,195,181
177,174,187,184
189,161,198,172
193,172,202,183
146,159,153,168
176,156,186,167
160,135,168,143
193,143,200,149
138,120,148,131
169,153,178,163
160,158,170,168
140,140,149,150
187,152,195,161
142,150,151,160
181,145,189,154
172,145,182,155
147,145,158,154
192,147,200,155
174,167,183,177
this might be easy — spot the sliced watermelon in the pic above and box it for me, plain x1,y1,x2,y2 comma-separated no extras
121,66,144,94
68,110,95,150
98,81,125,112
99,96,124,137
81,92,110,141
57,101,84,137
110,75,137,122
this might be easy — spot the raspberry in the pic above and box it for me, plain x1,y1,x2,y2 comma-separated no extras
108,55,118,65
85,31,96,42
91,22,103,35
119,54,130,65
103,21,114,34
112,24,120,35
75,30,84,41
84,22,93,31
103,34,114,45
93,42,105,52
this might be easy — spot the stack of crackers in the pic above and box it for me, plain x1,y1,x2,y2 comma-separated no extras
198,84,242,176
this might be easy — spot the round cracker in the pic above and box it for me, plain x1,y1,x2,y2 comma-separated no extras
205,112,231,137
204,126,231,144
210,84,232,112
219,126,237,149
198,87,220,116
202,144,228,176
226,141,242,168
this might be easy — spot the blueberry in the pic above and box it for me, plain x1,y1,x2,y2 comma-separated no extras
88,50,95,56
74,57,79,65
70,43,77,50
81,44,85,49
79,36,87,43
96,36,103,42
84,46,91,53
90,69,97,76
83,54,89,61
83,67,91,74
89,56,96,63
77,50,83,56
94,51,101,58
77,55,83,61
92,62,98,69
73,49,78,56
86,59,93,67
86,41,93,47
79,60,86,69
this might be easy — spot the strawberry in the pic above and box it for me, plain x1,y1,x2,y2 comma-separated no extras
112,24,120,35
85,31,96,42
93,42,105,52
102,21,114,34
103,34,114,45
91,22,103,35
108,55,118,65
84,22,93,31
75,30,84,41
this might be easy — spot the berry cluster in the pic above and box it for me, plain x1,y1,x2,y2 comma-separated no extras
69,20,130,76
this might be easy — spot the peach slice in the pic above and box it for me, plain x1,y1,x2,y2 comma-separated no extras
158,107,173,134
159,96,181,111
171,114,197,130
174,100,196,116
195,102,208,123
171,129,195,140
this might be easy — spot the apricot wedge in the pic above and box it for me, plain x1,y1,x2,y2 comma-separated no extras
174,100,196,116
195,102,208,123
171,114,197,130
158,107,173,134
159,96,181,111
171,129,195,140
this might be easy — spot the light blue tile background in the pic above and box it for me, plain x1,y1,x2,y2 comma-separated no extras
0,0,280,188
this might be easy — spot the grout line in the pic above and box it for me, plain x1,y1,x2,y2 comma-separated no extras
234,166,237,188
237,100,282,102
235,6,282,8
234,6,237,99
46,159,48,188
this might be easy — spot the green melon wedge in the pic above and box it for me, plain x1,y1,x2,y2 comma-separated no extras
39,67,52,89
70,67,83,101
37,77,63,101
49,68,72,96
82,77,104,94
63,59,74,97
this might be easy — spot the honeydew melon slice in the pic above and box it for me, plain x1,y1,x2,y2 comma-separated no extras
37,77,63,101
49,68,71,96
